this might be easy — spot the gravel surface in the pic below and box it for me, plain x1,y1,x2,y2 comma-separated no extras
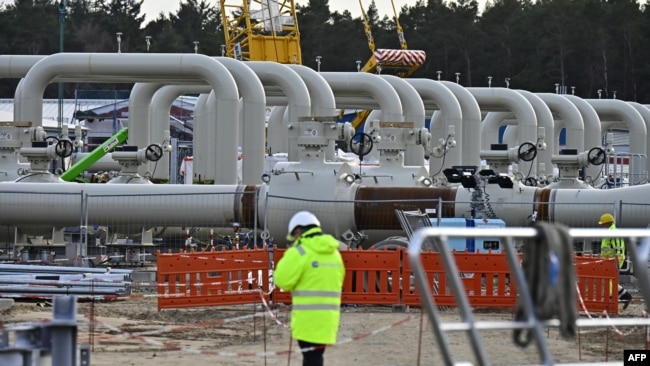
1,292,646,365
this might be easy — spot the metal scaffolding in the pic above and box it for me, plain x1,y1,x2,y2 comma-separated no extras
408,226,650,366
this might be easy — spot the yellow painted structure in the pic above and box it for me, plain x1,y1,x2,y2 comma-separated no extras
220,0,302,64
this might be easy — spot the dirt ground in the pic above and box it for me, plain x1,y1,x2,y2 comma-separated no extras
1,292,646,366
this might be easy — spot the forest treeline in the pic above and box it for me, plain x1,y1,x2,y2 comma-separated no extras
1,0,649,102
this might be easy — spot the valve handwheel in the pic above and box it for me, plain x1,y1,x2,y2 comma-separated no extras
145,144,164,162
349,133,373,162
518,142,537,162
587,147,606,165
524,177,538,187
55,140,74,158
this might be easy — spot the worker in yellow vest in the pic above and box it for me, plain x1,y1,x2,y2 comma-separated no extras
274,211,346,366
599,213,632,310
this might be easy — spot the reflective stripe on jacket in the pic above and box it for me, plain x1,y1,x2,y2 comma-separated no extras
273,227,345,344
601,223,625,268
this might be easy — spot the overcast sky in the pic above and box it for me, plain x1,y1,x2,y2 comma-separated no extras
0,0,490,24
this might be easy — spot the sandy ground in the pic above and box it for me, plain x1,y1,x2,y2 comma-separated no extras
1,293,646,366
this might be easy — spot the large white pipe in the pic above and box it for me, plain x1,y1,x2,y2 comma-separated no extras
69,153,120,172
286,64,338,161
151,85,212,181
286,64,337,117
0,55,44,77
321,72,404,167
263,73,337,159
502,124,518,148
0,182,244,227
329,96,385,109
600,103,650,183
360,77,426,165
320,72,403,122
129,82,164,176
516,91,555,176
192,93,210,182
267,106,287,156
439,81,482,169
481,112,512,149
467,87,538,175
364,109,383,163
246,62,311,162
406,79,464,171
490,115,557,175
0,56,46,126
204,91,239,184
214,58,266,184
586,99,647,183
563,95,603,179
15,54,238,179
15,54,240,147
380,75,425,166
628,102,650,179
5,55,264,184
4,179,650,243
536,93,585,154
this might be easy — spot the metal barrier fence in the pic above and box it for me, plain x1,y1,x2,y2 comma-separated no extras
0,296,90,366
407,227,650,366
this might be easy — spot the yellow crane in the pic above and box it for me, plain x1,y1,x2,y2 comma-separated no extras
220,0,302,64
345,0,426,129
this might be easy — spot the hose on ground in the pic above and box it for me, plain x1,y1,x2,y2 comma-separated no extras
513,222,577,347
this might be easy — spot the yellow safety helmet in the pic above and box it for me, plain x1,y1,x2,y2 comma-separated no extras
598,213,615,225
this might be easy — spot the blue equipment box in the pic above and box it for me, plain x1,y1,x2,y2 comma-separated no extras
430,218,506,253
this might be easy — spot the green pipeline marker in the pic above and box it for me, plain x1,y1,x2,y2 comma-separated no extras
60,127,129,182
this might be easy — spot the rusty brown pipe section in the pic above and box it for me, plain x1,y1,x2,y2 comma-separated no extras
353,186,458,230
532,188,552,223
239,185,260,228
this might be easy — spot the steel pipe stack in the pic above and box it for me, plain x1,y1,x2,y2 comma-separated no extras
0,263,132,299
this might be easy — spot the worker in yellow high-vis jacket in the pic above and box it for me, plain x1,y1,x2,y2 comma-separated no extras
274,211,345,366
599,213,632,310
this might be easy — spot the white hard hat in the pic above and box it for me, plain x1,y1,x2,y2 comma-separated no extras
287,211,321,241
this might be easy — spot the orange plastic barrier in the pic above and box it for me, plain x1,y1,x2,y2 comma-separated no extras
272,247,402,305
403,251,619,314
574,255,619,314
156,248,619,314
156,247,271,310
402,251,516,307
340,248,401,305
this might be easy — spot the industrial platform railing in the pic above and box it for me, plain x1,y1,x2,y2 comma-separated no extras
408,226,650,366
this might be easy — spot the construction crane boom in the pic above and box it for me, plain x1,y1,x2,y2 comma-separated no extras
360,0,376,54
391,0,408,50
347,0,427,129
